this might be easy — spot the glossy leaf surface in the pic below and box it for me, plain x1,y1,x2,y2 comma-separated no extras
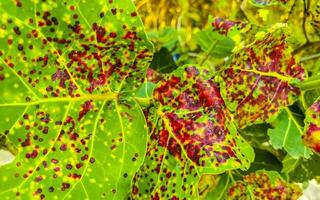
0,0,152,199
215,19,306,128
132,65,254,199
302,97,320,153
227,170,302,200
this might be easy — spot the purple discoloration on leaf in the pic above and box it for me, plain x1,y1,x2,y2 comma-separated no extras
212,17,246,35
0,0,152,199
217,20,306,128
132,65,254,199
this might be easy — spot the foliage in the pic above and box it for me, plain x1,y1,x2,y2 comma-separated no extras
227,170,302,200
268,109,312,158
132,65,254,199
0,0,151,199
0,0,320,199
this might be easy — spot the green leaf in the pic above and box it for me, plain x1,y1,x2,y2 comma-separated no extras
216,20,306,128
304,89,320,109
135,81,156,99
201,174,230,200
227,170,302,199
282,154,320,182
132,65,254,199
150,47,178,73
281,154,300,174
268,109,312,158
1,100,148,199
0,0,152,199
240,124,271,148
146,27,179,51
302,97,320,153
242,148,283,174
196,30,235,58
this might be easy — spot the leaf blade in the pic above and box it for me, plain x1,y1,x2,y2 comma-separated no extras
132,65,254,199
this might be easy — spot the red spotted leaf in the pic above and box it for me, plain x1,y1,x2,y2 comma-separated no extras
132,65,254,199
215,20,306,128
0,0,152,199
303,97,320,153
212,17,247,36
227,171,302,200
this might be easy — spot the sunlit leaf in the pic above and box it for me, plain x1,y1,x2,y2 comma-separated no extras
132,65,254,199
302,97,320,153
0,0,152,199
227,170,302,199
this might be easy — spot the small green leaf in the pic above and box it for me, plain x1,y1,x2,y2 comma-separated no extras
268,109,312,158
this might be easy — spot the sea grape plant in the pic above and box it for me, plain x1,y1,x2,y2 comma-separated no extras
132,65,254,199
0,0,320,200
0,0,152,199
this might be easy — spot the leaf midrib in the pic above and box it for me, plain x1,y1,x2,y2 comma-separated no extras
233,67,294,83
0,93,118,107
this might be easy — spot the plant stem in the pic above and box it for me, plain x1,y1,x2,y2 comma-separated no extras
299,75,320,91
